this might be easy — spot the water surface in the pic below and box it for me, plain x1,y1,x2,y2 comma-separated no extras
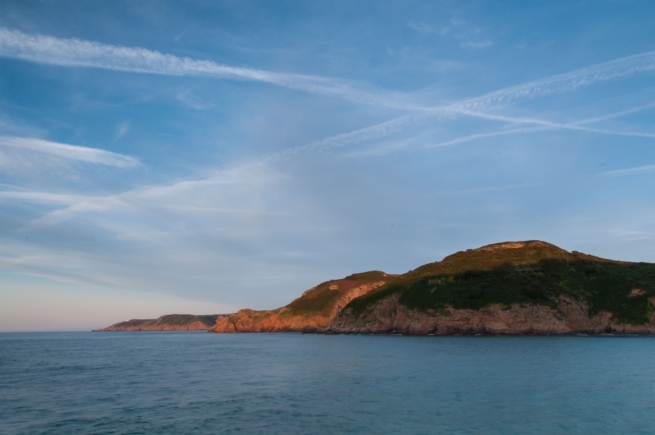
1,332,654,434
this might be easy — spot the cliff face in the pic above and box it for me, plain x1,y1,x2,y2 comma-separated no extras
328,295,655,335
329,241,655,335
209,271,392,333
96,314,219,331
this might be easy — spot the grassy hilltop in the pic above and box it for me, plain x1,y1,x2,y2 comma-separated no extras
345,241,655,326
284,271,392,317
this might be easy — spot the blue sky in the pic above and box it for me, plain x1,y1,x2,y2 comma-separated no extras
1,0,654,331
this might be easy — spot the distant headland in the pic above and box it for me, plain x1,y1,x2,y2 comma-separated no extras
94,314,219,331
97,241,655,335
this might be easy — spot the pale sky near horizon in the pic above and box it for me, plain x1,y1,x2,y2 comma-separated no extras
1,0,654,331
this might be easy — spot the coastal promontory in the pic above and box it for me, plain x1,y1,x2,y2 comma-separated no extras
211,240,655,335
98,241,655,335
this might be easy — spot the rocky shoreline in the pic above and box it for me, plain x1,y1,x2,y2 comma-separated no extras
323,296,655,335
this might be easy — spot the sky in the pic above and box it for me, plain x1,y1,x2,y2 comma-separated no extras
1,0,654,331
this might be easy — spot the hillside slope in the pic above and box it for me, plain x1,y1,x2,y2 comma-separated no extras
329,241,655,334
209,271,392,332
96,314,219,331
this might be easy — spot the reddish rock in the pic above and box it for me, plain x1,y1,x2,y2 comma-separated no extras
327,296,655,335
209,272,391,333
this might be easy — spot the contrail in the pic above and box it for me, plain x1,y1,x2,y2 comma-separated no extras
0,136,139,167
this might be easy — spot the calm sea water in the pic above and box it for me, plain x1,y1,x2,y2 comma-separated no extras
1,332,655,434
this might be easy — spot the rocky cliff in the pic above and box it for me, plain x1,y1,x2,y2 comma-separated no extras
96,314,219,331
328,294,655,335
328,241,655,335
209,271,392,332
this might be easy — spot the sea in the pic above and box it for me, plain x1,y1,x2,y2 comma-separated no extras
1,332,654,434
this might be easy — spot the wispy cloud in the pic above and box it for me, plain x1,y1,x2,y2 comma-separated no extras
264,95,655,163
461,40,493,50
265,114,426,162
601,229,655,242
289,49,655,158
408,22,450,36
0,27,415,110
0,190,91,204
598,164,655,176
23,162,286,228
0,136,139,167
571,101,655,125
0,161,333,305
115,120,130,140
0,27,296,82
409,18,493,50
3,26,654,115
433,182,542,196
175,90,214,110
338,99,655,158
421,126,549,150
452,108,655,139
458,50,655,110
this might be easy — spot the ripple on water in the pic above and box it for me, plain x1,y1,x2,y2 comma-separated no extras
1,333,655,434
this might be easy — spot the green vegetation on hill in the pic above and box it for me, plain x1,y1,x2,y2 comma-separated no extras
155,314,218,326
285,271,390,317
111,319,151,328
345,242,655,325
100,314,219,330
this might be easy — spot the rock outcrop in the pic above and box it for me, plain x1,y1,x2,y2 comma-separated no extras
209,271,392,333
96,314,219,331
327,295,655,335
